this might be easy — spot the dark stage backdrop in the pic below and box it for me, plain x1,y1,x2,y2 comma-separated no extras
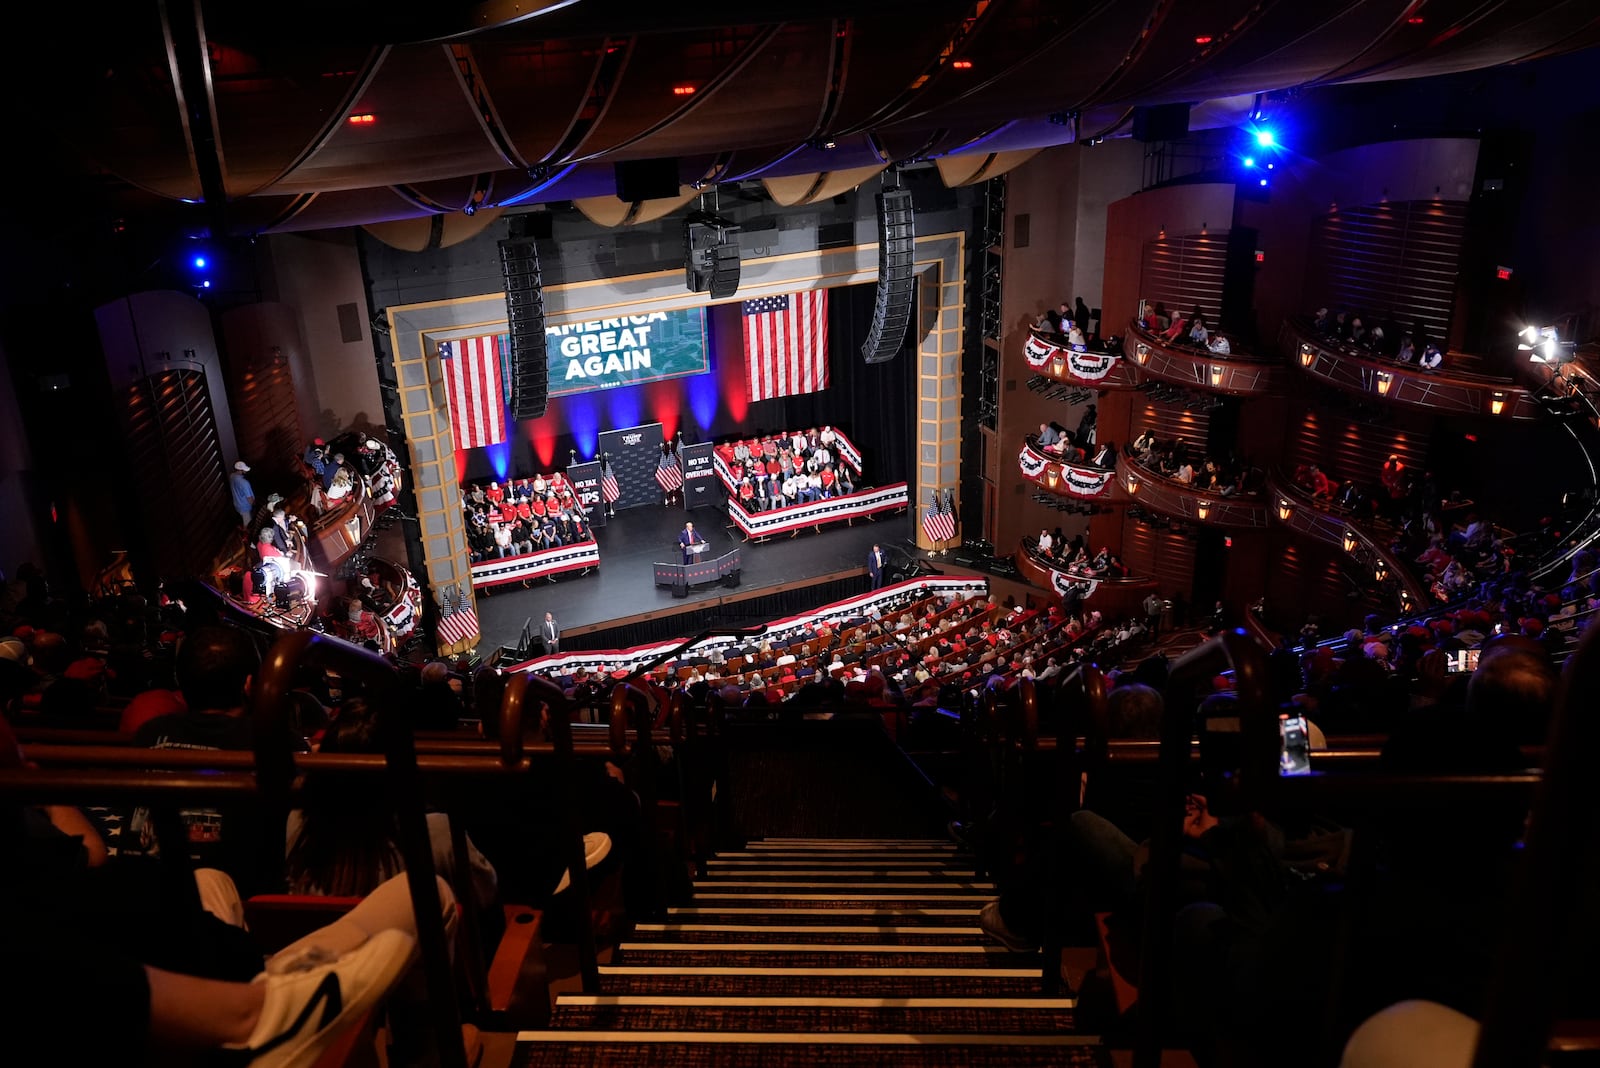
458,282,915,495
598,421,665,512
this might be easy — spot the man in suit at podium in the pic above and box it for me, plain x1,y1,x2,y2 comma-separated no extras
679,521,706,564
541,611,561,654
868,544,886,590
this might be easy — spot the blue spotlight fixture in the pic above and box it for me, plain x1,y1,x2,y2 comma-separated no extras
193,255,207,269
1255,128,1275,148
1242,157,1255,168
1259,178,1268,187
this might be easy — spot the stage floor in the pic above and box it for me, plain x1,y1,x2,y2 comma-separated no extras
474,503,903,651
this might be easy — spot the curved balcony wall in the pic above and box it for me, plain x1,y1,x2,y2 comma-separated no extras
1116,456,1269,529
1284,319,1541,420
1123,322,1287,397
1019,438,1118,501
1022,328,1141,390
1267,470,1430,608
1015,541,1156,619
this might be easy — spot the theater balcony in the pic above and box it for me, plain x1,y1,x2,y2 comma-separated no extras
1018,436,1118,501
1015,539,1156,619
1285,318,1542,420
1116,456,1269,528
1267,469,1430,610
1021,327,1141,390
1123,322,1287,397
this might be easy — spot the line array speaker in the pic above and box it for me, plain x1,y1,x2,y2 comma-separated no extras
684,212,741,299
861,188,916,364
498,237,548,421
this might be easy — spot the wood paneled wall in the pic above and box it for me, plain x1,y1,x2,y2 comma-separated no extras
1306,200,1468,345
1122,521,1198,599
1140,232,1229,327
1127,397,1213,454
1286,403,1431,490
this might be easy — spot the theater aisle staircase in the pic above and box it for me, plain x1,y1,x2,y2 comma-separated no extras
514,837,1105,1066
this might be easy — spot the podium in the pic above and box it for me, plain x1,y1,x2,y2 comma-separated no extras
654,547,742,598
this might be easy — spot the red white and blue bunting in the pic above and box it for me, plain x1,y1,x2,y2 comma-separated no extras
727,483,909,538
470,538,601,590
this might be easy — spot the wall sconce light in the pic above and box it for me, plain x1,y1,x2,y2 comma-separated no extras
1158,225,1166,239
1200,221,1208,235
1490,391,1506,416
1373,563,1389,583
1299,343,1316,368
1277,499,1294,522
1050,354,1067,377
1342,530,1358,554
1196,500,1212,521
1046,465,1061,489
1135,343,1150,365
1210,364,1225,387
1400,590,1413,612
1126,473,1140,495
1375,371,1393,397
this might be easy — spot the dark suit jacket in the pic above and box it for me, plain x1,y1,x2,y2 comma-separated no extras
867,550,885,581
542,620,561,648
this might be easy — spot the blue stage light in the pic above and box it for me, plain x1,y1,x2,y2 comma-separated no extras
193,255,207,269
485,441,512,481
1259,178,1269,187
687,369,720,432
1255,129,1275,147
1242,157,1255,168
201,280,212,288
568,394,601,460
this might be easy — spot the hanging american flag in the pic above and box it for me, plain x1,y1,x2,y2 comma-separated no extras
436,585,480,647
743,290,830,403
438,336,507,449
655,453,683,493
923,499,956,543
601,462,620,504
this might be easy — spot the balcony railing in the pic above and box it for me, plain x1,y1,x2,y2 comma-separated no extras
1015,539,1156,618
1284,318,1542,420
1123,322,1286,396
1019,436,1119,500
1116,456,1269,528
1022,327,1140,389
1266,469,1430,609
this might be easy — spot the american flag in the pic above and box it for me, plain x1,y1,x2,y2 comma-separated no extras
923,502,956,543
656,455,683,492
438,336,507,450
601,463,620,504
436,586,480,647
743,291,829,403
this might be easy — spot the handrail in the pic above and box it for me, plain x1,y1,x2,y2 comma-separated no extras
249,629,466,1068
1268,470,1431,608
1135,629,1270,1068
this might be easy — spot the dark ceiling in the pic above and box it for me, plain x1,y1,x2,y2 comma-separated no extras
13,0,1599,233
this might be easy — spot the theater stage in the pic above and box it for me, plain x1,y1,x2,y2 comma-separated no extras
473,502,906,654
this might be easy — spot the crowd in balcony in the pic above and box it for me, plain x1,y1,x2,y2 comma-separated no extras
1027,530,1129,581
1129,432,1263,497
1309,307,1443,370
1036,406,1116,468
1136,301,1239,356
1033,297,1097,346
462,473,593,563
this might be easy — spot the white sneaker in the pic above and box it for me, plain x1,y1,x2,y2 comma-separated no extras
553,832,613,894
240,928,417,1068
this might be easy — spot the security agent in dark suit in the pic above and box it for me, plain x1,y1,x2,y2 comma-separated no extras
867,544,886,589
679,521,706,564
541,611,561,654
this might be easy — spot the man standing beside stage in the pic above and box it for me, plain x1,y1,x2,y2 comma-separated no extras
679,521,706,564
868,544,886,590
541,611,561,654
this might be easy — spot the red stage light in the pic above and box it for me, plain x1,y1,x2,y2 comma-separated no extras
1406,16,1425,24
649,382,681,441
672,85,696,96
1463,433,1478,443
527,418,557,468
347,113,376,125
1194,35,1213,44
952,59,973,69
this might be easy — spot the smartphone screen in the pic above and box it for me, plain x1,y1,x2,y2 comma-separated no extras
1279,714,1311,776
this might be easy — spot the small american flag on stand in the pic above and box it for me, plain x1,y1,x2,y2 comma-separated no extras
436,585,480,647
923,499,956,543
656,454,683,493
600,461,620,505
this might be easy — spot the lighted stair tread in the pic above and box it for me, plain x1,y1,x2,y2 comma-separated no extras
665,908,981,924
628,925,990,946
513,1031,1108,1067
692,881,994,891
597,972,1050,997
617,948,1039,969
547,1003,1078,1035
698,868,979,877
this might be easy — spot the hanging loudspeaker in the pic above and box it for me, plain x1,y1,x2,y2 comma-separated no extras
498,236,548,421
861,188,916,364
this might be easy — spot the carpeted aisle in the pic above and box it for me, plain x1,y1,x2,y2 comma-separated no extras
514,837,1107,1066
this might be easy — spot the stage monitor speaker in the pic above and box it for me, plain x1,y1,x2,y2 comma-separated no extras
861,188,916,364
1131,103,1190,143
498,237,548,421
615,158,681,202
